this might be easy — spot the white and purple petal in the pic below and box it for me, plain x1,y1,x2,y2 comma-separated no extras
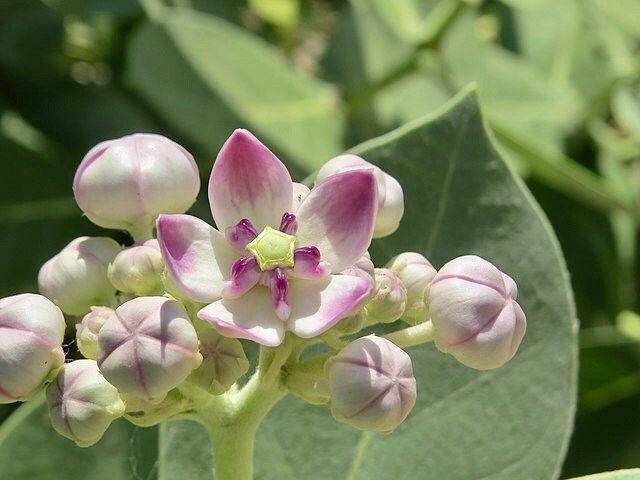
208,129,293,231
198,288,286,347
296,170,377,272
287,274,372,338
156,214,238,303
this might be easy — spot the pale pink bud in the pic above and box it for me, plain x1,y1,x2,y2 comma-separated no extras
96,296,202,403
76,306,113,360
366,269,407,323
386,252,437,324
38,237,121,315
107,240,164,296
46,360,125,447
326,335,416,433
0,294,66,403
428,255,526,370
73,134,200,232
316,155,404,238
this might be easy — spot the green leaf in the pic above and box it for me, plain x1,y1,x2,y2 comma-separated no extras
440,12,583,147
157,88,577,479
0,396,155,480
126,8,344,174
566,469,640,480
157,422,211,480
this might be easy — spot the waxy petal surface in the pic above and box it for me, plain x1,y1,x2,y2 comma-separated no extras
198,288,286,347
208,129,292,231
287,274,372,338
157,214,238,303
296,170,377,272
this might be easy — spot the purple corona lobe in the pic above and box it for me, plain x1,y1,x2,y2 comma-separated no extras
271,268,290,320
279,213,298,235
225,219,259,252
292,246,329,279
223,257,262,299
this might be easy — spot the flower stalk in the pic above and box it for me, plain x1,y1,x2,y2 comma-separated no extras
195,361,288,480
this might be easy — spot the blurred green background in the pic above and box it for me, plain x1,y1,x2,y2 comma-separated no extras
0,0,639,477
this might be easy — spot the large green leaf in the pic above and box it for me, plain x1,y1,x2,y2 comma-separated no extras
156,89,577,479
0,396,156,480
126,8,343,174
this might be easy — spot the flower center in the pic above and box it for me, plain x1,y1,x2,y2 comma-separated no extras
245,226,296,271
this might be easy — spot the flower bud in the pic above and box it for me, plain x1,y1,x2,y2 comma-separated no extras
0,294,66,403
96,296,202,403
366,269,407,324
73,134,200,233
326,335,416,433
428,255,526,370
76,307,113,360
316,155,404,238
46,359,125,447
38,237,121,315
107,240,164,296
188,320,249,395
386,252,436,324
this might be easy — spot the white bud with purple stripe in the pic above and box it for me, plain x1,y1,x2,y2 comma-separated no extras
326,335,416,433
38,236,121,315
73,134,200,233
428,255,526,370
386,252,436,324
0,294,66,403
46,359,125,447
96,296,202,403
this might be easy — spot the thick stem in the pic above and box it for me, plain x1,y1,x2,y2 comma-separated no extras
207,421,258,480
196,355,288,480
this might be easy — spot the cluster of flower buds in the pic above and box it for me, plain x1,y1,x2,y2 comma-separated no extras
0,129,527,446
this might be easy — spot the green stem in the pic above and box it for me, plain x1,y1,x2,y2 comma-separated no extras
288,321,437,379
345,0,465,113
492,121,640,221
203,375,285,480
193,341,291,480
383,321,436,348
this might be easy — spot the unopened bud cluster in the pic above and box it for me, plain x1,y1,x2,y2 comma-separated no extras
0,131,527,448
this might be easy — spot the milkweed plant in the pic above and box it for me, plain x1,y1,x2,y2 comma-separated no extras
0,129,526,479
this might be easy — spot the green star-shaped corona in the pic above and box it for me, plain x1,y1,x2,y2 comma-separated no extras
246,226,296,271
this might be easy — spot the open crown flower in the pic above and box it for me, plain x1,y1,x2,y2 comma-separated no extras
157,129,378,346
